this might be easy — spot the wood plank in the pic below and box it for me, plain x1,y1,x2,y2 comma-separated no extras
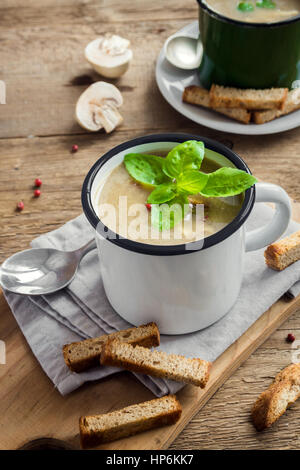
1,0,300,451
0,0,197,25
1,131,300,263
171,313,300,450
0,203,299,450
0,0,196,138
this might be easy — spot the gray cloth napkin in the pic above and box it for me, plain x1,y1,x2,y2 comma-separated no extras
3,203,300,396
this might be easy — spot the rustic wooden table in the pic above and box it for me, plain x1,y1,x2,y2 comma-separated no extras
0,0,300,450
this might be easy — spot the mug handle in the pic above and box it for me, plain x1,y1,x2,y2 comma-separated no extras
245,182,291,252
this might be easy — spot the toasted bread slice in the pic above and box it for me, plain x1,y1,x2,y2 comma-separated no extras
63,322,160,373
253,109,281,125
253,88,300,124
252,363,300,431
79,394,182,448
217,107,251,124
210,84,288,110
264,230,300,271
100,339,211,388
183,85,210,107
183,85,251,124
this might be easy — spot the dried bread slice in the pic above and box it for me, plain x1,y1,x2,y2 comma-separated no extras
63,322,160,373
100,339,211,388
264,230,300,271
253,108,282,125
183,85,210,107
79,394,182,448
253,88,300,124
210,84,288,110
252,363,300,431
182,85,251,124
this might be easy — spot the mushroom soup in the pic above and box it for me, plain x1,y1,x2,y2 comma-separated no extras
97,152,244,246
203,0,300,23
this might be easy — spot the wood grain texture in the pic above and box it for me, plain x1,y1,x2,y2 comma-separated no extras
0,0,300,450
0,263,300,450
171,314,300,450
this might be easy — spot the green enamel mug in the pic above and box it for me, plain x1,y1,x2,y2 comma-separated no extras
197,0,300,89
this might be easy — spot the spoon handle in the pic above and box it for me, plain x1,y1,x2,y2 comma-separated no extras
74,239,97,260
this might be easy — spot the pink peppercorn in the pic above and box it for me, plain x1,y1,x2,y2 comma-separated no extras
286,333,296,343
17,201,24,211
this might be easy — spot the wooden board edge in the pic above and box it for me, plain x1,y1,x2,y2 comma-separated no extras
1,201,299,450
161,295,300,450
94,295,300,450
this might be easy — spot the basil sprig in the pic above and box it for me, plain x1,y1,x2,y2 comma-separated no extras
124,153,169,188
162,140,205,178
200,167,257,197
151,194,189,231
147,182,177,204
123,141,257,231
237,1,276,13
237,2,255,12
256,0,276,9
177,170,208,194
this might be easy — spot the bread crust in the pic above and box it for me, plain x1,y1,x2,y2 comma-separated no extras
253,88,300,124
79,395,182,448
264,230,300,271
63,322,160,373
252,363,300,431
253,109,279,125
101,339,211,388
182,85,251,124
210,84,288,110
182,85,210,107
183,84,300,125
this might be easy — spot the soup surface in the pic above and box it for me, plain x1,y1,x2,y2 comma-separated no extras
97,155,243,246
203,0,300,23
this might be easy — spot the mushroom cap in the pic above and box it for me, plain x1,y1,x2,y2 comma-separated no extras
85,35,132,69
75,81,123,132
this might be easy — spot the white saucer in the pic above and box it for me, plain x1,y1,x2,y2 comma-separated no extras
155,21,300,135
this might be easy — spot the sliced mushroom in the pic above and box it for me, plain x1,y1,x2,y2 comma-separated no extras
75,81,123,133
85,34,133,78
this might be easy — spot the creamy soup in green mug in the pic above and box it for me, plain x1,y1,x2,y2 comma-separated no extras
204,0,299,23
98,152,244,246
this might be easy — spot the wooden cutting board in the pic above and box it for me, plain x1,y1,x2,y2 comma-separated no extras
0,202,300,450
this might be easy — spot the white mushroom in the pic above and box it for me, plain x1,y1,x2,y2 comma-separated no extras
85,34,133,78
75,81,123,133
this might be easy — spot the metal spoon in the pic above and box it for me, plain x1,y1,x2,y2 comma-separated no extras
164,35,203,70
0,239,96,296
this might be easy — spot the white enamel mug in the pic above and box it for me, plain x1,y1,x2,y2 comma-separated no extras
82,134,291,334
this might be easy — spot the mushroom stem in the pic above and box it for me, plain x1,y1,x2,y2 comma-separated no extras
95,104,123,133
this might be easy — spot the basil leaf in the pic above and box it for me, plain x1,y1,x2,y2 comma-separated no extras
151,194,189,231
237,2,255,12
256,0,276,9
124,153,170,187
147,183,177,204
163,140,205,179
200,167,257,197
177,170,209,195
